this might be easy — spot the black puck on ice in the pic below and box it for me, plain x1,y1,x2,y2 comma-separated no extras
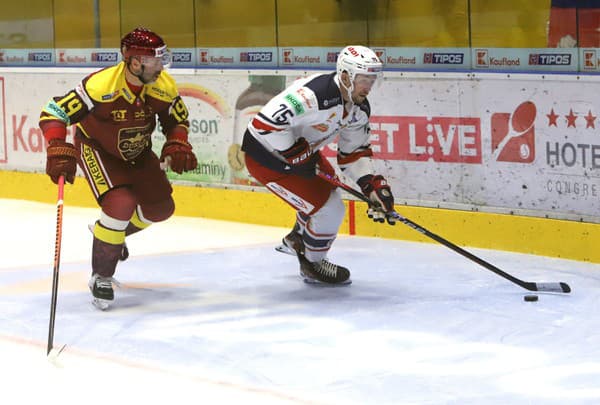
524,294,539,302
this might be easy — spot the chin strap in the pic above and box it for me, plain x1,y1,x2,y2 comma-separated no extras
339,75,356,109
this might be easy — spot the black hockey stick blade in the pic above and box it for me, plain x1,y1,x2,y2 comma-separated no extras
316,171,572,294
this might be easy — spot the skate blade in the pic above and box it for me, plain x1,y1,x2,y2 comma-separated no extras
92,297,111,310
300,275,352,286
275,244,296,256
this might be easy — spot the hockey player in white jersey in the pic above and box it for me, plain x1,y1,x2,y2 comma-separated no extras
242,45,396,284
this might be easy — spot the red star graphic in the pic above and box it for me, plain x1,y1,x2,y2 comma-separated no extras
547,108,558,126
566,109,577,128
585,110,596,129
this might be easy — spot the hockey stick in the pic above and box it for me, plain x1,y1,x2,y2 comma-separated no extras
317,171,571,294
47,175,65,356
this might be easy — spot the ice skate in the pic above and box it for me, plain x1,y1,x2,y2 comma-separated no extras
297,254,351,285
88,273,120,310
275,228,304,256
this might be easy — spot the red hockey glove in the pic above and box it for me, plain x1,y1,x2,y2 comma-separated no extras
160,139,198,174
281,138,312,164
46,139,78,184
357,174,396,225
280,138,319,178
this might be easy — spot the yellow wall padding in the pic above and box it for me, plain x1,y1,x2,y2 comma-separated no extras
1,170,598,263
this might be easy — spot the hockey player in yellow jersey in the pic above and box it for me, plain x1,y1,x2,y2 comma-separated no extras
39,27,198,309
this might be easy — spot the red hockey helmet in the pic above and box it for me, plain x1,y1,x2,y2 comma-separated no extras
121,27,171,66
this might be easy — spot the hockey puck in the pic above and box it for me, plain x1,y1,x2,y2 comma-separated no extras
524,294,539,302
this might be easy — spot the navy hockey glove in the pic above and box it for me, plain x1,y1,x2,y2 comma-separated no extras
357,174,396,225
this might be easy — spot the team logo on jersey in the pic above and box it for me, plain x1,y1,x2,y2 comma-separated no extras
118,126,151,160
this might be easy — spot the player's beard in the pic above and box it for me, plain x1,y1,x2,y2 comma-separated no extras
352,94,367,104
140,68,161,84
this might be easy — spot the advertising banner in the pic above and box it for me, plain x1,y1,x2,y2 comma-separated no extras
472,48,578,72
369,75,598,221
0,69,598,223
56,48,120,67
379,47,471,70
0,49,54,66
0,77,5,163
0,47,584,73
580,48,600,71
197,47,278,68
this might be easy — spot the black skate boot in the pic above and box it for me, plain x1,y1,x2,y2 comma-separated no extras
297,254,351,285
88,274,119,310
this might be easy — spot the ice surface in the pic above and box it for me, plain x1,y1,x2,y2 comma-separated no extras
1,199,600,404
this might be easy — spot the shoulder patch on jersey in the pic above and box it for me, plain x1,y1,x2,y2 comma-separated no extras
83,63,124,103
304,72,342,110
284,93,305,115
43,99,70,124
101,90,120,101
146,71,178,102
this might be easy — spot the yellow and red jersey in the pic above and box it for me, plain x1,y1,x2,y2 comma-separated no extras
39,61,189,161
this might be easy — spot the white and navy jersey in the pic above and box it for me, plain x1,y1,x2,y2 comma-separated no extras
244,72,375,181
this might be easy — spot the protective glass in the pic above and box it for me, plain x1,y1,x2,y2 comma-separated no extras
353,74,379,89
140,45,172,68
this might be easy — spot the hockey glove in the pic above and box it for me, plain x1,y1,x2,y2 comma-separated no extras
160,139,198,174
46,139,78,184
357,174,396,225
281,138,318,178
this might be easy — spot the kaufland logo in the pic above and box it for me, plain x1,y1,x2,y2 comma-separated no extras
475,49,520,67
374,49,386,64
199,49,209,64
327,52,338,63
58,51,86,63
583,50,597,69
491,101,536,163
91,52,118,62
172,52,192,63
423,53,464,64
475,49,489,67
283,49,293,64
28,52,52,62
240,52,272,62
529,53,571,65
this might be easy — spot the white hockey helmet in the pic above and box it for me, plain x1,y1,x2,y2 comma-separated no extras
336,45,383,83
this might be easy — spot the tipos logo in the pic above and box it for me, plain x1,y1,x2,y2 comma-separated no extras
491,101,536,163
